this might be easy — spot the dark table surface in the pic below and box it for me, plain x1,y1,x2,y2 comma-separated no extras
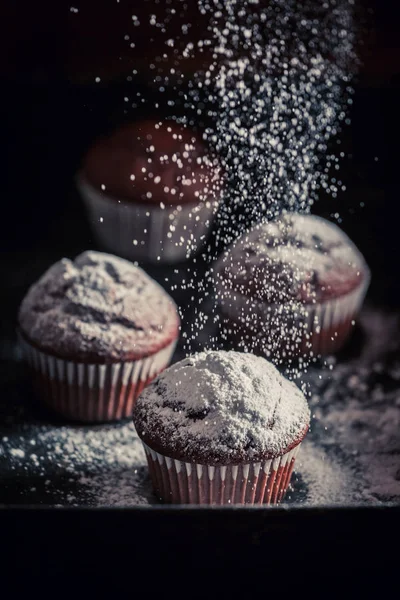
1,228,400,508
1,2,400,574
1,80,399,508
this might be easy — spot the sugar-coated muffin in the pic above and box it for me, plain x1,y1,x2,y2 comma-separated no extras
18,251,180,422
133,350,310,505
77,120,222,263
215,213,370,361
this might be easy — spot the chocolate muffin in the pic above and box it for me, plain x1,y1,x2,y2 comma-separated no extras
77,120,222,263
133,350,310,505
215,213,370,361
18,251,180,422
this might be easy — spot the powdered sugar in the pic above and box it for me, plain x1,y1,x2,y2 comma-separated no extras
10,448,25,459
2,306,399,506
133,351,310,464
215,213,368,305
18,250,179,361
291,438,363,505
304,308,400,503
2,420,153,506
82,120,222,206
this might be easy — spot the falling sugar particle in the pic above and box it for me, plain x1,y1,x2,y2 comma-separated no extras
135,0,359,357
3,0,381,509
10,448,25,458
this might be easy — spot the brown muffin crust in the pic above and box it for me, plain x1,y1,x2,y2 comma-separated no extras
82,120,222,206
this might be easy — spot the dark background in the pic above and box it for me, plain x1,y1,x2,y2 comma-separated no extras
0,0,399,311
0,0,399,584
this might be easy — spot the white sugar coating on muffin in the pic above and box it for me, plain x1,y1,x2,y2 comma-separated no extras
18,251,180,361
217,213,366,280
133,350,310,464
214,212,369,303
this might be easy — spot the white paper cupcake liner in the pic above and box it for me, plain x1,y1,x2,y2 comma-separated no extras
19,336,177,423
77,174,219,263
142,442,301,505
216,273,370,358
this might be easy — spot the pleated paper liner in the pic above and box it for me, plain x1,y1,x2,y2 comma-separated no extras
143,442,301,505
20,336,177,423
77,175,219,264
218,274,370,359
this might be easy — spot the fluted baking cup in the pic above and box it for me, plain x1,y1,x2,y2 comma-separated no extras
20,336,176,423
217,274,370,359
77,175,218,263
142,442,301,505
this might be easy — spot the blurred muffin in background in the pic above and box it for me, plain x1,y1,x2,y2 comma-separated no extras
77,119,222,263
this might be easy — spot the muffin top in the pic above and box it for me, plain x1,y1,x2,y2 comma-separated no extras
215,213,369,305
81,119,221,206
18,251,180,363
133,350,310,465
